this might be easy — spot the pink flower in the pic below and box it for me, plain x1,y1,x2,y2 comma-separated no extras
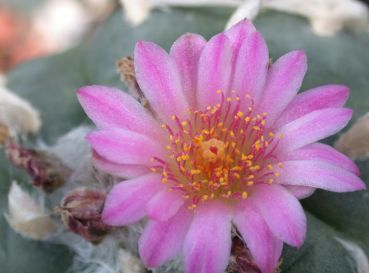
77,20,366,273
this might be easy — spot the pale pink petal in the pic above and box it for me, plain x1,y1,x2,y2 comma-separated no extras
135,41,189,122
197,33,233,109
275,85,349,127
225,19,256,52
285,186,316,199
87,128,166,166
183,201,232,273
92,152,149,179
277,108,352,152
232,31,269,104
77,85,163,138
280,143,359,175
234,202,283,273
139,207,192,267
250,184,306,247
257,50,307,123
170,33,206,109
275,160,366,192
146,189,184,221
102,174,163,225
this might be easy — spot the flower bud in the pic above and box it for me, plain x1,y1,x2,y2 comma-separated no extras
5,182,55,240
6,143,70,193
227,237,262,273
58,188,111,242
0,123,9,145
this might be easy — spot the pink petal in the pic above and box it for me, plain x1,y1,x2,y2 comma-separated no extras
257,50,307,123
285,186,316,199
139,207,193,267
275,85,349,127
225,19,256,52
280,143,359,175
77,85,162,138
277,108,352,152
146,189,184,221
134,41,189,122
234,202,283,273
92,152,149,179
197,33,233,109
170,33,206,109
275,160,366,192
232,31,269,105
87,128,166,166
183,201,232,273
250,184,306,247
102,174,163,225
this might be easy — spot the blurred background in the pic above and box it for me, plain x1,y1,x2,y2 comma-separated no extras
1,0,369,74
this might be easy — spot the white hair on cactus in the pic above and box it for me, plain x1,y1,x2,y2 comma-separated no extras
0,79,41,135
336,237,369,273
226,0,369,36
51,226,145,273
5,182,55,240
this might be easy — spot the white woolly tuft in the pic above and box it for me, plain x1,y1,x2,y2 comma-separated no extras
152,258,184,273
336,237,369,273
49,224,146,273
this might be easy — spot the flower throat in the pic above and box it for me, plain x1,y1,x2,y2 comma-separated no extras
151,91,283,209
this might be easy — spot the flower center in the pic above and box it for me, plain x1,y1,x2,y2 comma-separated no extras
151,91,283,209
196,138,225,167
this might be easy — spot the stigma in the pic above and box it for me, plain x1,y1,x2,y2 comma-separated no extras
152,91,283,209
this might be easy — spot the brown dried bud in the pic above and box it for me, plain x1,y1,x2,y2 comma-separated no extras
58,188,111,242
0,123,9,145
116,56,148,107
335,112,369,160
227,237,262,273
6,143,70,193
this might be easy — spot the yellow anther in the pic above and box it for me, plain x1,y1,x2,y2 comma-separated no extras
268,178,274,184
278,163,284,168
274,172,280,177
182,121,188,126
216,89,222,94
237,111,244,118
166,145,172,150
242,192,248,199
247,181,254,186
267,164,273,170
161,178,168,183
233,173,241,179
188,204,197,210
269,132,275,138
191,169,201,175
253,126,261,131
